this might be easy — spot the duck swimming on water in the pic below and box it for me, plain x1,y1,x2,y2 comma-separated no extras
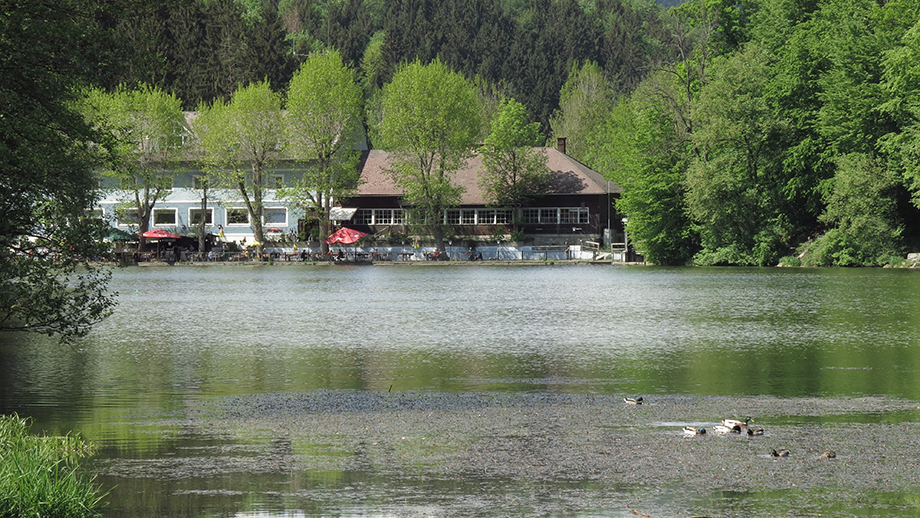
721,417,753,428
684,426,706,436
771,449,790,457
713,424,742,434
623,397,643,405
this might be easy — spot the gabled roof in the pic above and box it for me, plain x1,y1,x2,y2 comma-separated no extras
355,147,620,205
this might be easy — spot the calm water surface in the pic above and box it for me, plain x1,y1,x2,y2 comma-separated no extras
2,264,920,517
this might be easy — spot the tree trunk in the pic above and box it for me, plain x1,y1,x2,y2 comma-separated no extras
198,188,207,255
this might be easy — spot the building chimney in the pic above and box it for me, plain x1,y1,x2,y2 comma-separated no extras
557,137,567,154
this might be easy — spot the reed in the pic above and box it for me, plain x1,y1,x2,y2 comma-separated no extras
0,413,106,518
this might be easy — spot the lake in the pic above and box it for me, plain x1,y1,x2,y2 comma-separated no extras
2,264,920,517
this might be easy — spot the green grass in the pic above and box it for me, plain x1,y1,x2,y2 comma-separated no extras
0,414,106,518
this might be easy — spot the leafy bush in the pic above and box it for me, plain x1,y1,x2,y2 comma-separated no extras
0,414,105,518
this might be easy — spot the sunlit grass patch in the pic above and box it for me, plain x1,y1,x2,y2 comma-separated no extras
0,413,107,518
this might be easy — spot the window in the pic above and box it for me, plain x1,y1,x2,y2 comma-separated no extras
461,209,476,225
393,209,405,225
226,208,249,225
540,208,557,224
522,209,540,224
153,208,177,226
270,175,284,190
495,209,511,224
189,208,213,225
560,208,577,224
446,209,460,225
478,210,494,225
115,208,140,227
263,207,287,225
374,209,393,225
356,209,373,225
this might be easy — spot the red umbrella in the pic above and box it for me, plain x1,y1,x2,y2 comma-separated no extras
140,229,181,239
324,227,368,245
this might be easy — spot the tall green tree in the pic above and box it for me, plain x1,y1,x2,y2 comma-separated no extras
810,153,904,266
550,60,612,162
587,80,699,265
376,58,481,250
480,98,550,209
282,50,364,254
685,44,788,266
79,84,187,251
195,80,284,249
1,0,118,341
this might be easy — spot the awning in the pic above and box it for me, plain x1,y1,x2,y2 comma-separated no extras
329,207,358,221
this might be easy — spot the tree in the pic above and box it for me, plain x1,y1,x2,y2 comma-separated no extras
479,98,550,210
281,50,364,253
586,83,699,265
808,153,904,266
376,58,481,250
550,60,612,162
684,44,788,266
79,84,187,252
0,0,118,341
195,80,284,249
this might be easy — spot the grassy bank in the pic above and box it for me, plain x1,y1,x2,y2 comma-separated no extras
0,414,105,518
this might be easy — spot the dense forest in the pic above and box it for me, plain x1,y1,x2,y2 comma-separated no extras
92,0,920,266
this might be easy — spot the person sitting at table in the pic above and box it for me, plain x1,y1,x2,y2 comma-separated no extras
337,249,345,261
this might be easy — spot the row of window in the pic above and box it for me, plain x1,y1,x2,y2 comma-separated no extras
110,207,288,227
354,207,590,226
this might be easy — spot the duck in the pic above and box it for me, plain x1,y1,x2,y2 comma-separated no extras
770,449,790,457
721,417,754,428
684,426,706,436
746,428,765,436
623,396,644,405
713,424,742,434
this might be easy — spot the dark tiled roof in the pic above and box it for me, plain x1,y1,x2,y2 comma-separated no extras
356,147,619,204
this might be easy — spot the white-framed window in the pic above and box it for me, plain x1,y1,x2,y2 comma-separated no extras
115,207,140,227
519,207,590,224
355,209,373,225
522,208,540,224
495,209,512,224
374,209,393,225
393,209,405,224
445,209,460,225
226,208,250,226
189,208,214,225
263,207,287,225
461,209,476,225
153,208,177,226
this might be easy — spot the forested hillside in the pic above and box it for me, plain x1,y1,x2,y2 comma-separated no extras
93,0,920,266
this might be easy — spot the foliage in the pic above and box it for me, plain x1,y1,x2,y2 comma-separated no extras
0,0,117,341
375,58,481,249
0,413,106,518
281,50,364,253
195,80,284,247
78,84,187,244
479,98,551,209
586,71,700,265
807,153,904,266
551,60,613,161
685,44,789,266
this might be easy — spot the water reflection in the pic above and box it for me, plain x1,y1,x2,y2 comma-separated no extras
2,265,920,517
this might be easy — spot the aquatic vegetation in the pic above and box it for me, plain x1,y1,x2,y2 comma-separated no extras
0,413,106,518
